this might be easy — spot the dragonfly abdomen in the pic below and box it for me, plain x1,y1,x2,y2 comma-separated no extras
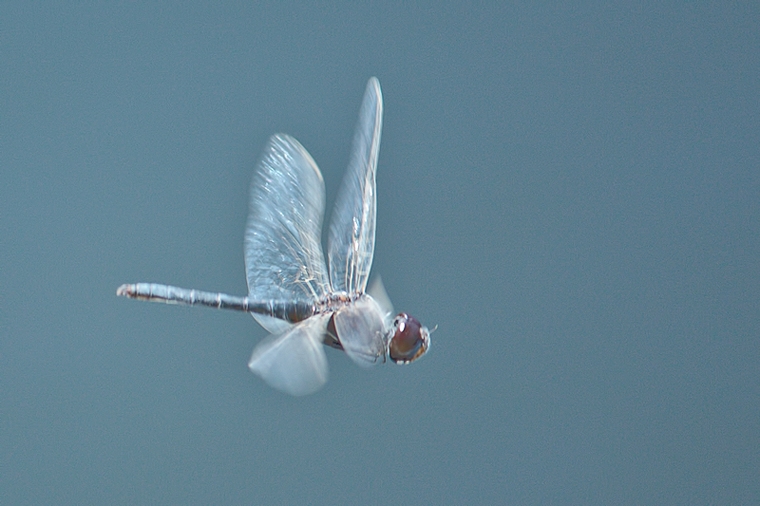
262,299,317,323
116,283,316,322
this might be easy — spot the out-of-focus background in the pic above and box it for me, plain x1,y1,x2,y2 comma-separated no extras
1,3,758,504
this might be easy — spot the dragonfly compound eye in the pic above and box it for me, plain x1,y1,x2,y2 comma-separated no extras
389,313,430,364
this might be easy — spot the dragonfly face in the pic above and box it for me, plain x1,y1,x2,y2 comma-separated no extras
388,313,430,364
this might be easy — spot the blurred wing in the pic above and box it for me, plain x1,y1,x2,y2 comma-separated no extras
248,314,330,396
367,275,394,324
333,295,387,367
245,135,331,316
328,77,383,294
249,313,292,335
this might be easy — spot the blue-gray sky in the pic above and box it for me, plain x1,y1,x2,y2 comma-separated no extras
1,3,758,504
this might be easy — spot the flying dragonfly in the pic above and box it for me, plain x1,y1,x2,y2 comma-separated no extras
117,77,430,395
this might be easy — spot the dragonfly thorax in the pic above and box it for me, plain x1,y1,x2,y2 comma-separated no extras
316,291,361,314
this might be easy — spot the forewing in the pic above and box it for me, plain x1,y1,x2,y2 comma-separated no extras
333,295,387,367
245,135,331,311
367,275,394,324
248,314,330,396
328,77,383,294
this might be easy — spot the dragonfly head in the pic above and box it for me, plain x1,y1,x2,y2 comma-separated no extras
388,313,430,364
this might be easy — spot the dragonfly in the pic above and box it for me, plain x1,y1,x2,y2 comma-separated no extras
117,77,430,396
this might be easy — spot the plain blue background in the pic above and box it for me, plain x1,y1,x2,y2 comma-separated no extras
1,3,758,504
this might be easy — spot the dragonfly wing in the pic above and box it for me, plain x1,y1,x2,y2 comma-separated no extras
250,313,293,335
367,275,394,324
248,314,330,396
327,77,383,294
245,135,331,332
333,295,387,367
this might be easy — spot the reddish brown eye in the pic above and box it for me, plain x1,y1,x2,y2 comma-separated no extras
389,313,430,363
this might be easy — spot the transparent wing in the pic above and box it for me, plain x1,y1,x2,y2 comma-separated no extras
248,314,330,396
249,313,293,335
367,275,394,324
245,134,331,311
333,295,387,367
327,77,383,294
